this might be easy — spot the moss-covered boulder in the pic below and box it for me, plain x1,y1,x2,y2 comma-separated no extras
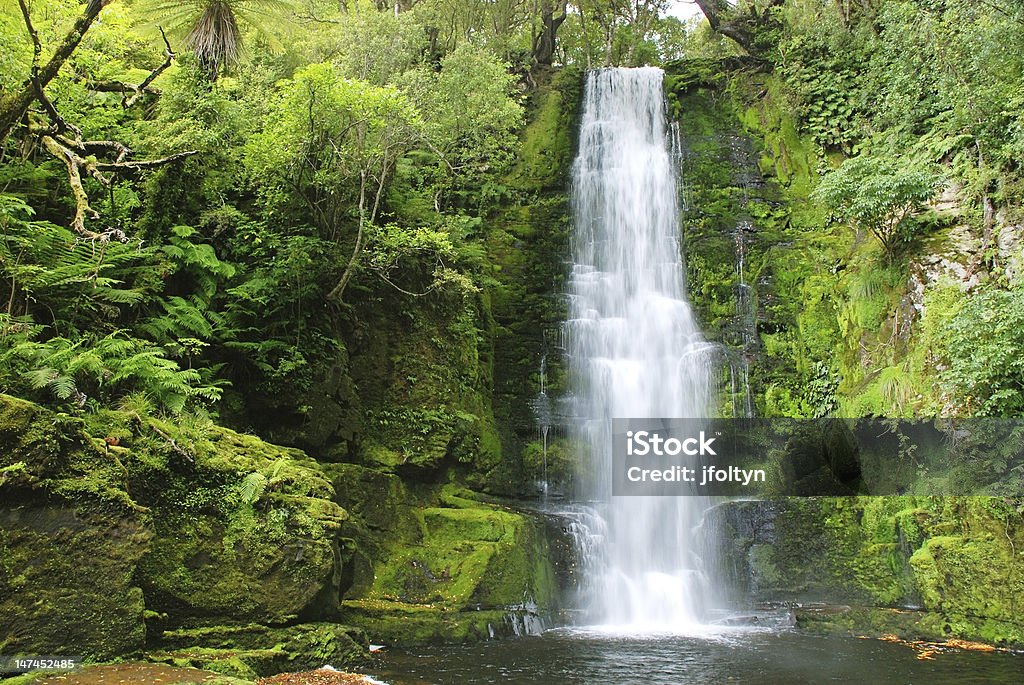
0,394,363,657
133,428,347,628
327,464,561,644
713,496,1024,645
0,395,151,659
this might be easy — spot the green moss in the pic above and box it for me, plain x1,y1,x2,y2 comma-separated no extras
910,532,1024,644
341,599,508,645
350,285,498,476
362,499,555,609
151,622,368,677
484,68,581,493
322,466,559,645
129,422,346,628
507,67,582,193
719,496,1024,645
0,395,150,660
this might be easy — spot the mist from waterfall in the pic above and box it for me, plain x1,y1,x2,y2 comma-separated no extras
565,67,721,632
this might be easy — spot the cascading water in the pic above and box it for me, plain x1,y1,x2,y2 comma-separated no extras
565,67,720,631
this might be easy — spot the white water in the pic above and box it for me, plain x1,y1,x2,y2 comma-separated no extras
565,67,720,632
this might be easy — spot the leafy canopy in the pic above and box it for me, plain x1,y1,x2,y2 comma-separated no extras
813,156,937,257
247,62,421,231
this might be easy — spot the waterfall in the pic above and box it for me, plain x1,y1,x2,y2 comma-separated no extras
565,67,720,631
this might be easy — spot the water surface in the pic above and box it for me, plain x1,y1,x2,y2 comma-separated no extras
369,630,1023,684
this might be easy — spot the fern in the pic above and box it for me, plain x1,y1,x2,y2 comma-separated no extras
23,368,78,400
3,331,222,413
235,472,269,506
140,295,218,341
161,225,236,299
0,196,160,327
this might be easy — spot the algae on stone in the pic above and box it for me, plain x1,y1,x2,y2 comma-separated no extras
0,395,150,659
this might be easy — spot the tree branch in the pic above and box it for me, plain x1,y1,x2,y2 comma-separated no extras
328,169,369,302
37,126,196,240
124,27,174,108
93,149,199,173
694,0,785,59
1,0,116,140
40,134,101,239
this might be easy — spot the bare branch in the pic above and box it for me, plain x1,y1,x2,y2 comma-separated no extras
124,27,175,108
40,135,102,239
17,0,41,72
1,0,116,140
147,421,195,463
94,150,199,173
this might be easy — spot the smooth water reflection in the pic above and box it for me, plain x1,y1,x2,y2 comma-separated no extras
369,631,1023,685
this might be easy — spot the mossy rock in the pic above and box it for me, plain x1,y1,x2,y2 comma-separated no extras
132,424,347,628
340,599,507,645
362,499,557,611
714,496,1024,645
910,533,1024,645
0,395,150,660
507,66,581,193
139,513,338,627
348,281,498,476
794,605,938,640
321,462,422,599
329,477,561,645
151,622,368,677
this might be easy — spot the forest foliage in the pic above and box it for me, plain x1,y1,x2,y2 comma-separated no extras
685,0,1024,418
0,0,1022,441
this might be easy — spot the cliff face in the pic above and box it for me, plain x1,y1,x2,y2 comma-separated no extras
667,60,1024,645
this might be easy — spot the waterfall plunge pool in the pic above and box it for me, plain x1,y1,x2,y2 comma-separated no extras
364,628,1023,684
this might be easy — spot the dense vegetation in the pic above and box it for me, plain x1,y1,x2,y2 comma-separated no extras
0,0,698,466
675,0,1024,419
1,0,1023,674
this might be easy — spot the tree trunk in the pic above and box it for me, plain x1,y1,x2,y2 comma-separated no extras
532,1,567,68
424,25,441,65
694,0,784,59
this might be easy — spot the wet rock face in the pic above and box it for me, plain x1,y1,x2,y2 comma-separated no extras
0,395,151,659
711,497,1024,646
327,465,568,645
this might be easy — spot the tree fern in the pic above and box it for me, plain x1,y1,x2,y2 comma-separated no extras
138,0,296,77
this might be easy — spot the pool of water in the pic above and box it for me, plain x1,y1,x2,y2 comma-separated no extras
367,628,1023,684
